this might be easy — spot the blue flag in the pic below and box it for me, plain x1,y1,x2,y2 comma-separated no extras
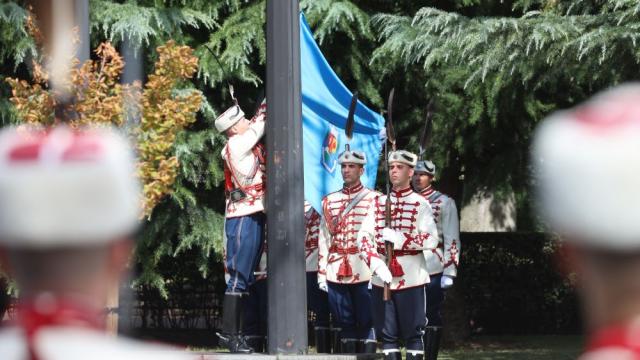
301,13,385,213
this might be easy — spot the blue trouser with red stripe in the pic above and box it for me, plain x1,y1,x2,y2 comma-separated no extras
372,285,426,352
225,212,265,293
327,282,375,341
425,273,445,327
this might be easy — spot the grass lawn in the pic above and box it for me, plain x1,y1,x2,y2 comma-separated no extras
439,335,583,360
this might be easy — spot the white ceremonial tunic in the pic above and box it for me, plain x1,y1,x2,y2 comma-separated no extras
419,186,461,277
221,118,266,218
357,186,439,290
318,183,379,285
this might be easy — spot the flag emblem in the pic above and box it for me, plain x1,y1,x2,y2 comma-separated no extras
321,125,339,173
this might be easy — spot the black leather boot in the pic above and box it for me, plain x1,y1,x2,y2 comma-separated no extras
330,328,341,353
362,339,377,353
383,350,401,360
216,293,253,353
423,326,442,360
314,326,331,353
341,338,358,353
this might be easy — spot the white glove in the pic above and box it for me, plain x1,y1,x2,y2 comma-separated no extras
257,99,267,117
382,227,403,249
379,127,387,141
370,257,393,284
440,275,454,289
318,281,328,293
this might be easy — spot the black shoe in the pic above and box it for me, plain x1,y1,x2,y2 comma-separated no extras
217,332,253,353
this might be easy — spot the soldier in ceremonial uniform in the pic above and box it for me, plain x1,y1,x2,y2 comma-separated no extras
305,200,332,353
215,100,267,353
358,150,439,360
318,149,382,353
532,84,640,360
0,126,191,360
412,160,460,360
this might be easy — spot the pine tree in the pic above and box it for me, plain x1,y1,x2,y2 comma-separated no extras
5,0,621,291
370,0,640,228
0,3,36,124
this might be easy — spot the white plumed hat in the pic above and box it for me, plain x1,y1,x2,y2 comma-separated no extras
214,105,245,133
0,126,141,248
338,149,366,165
389,150,418,167
415,160,436,176
533,83,640,249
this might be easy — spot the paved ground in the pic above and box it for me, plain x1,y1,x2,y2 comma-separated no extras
192,355,379,360
191,335,583,359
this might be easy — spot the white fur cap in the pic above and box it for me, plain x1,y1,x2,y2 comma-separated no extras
415,160,436,176
0,126,141,248
214,105,245,133
338,149,366,165
532,83,640,249
389,150,417,167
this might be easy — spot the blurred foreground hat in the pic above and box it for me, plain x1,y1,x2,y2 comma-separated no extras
533,83,640,249
0,126,141,248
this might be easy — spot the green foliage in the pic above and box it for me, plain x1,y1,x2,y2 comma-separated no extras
460,232,579,334
198,1,265,87
90,0,217,48
370,0,640,226
4,0,640,293
0,3,33,124
0,3,35,67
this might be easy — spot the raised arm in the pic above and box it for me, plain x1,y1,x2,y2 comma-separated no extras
228,120,265,159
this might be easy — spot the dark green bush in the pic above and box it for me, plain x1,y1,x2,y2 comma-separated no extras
453,232,580,336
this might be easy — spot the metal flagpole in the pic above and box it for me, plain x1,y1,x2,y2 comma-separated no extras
265,0,307,354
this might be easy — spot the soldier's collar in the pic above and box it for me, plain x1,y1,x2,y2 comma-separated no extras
342,182,364,195
420,185,435,197
391,186,413,198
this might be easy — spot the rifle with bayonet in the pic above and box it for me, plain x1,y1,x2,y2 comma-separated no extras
326,92,359,237
345,92,358,149
419,100,434,160
383,88,396,301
